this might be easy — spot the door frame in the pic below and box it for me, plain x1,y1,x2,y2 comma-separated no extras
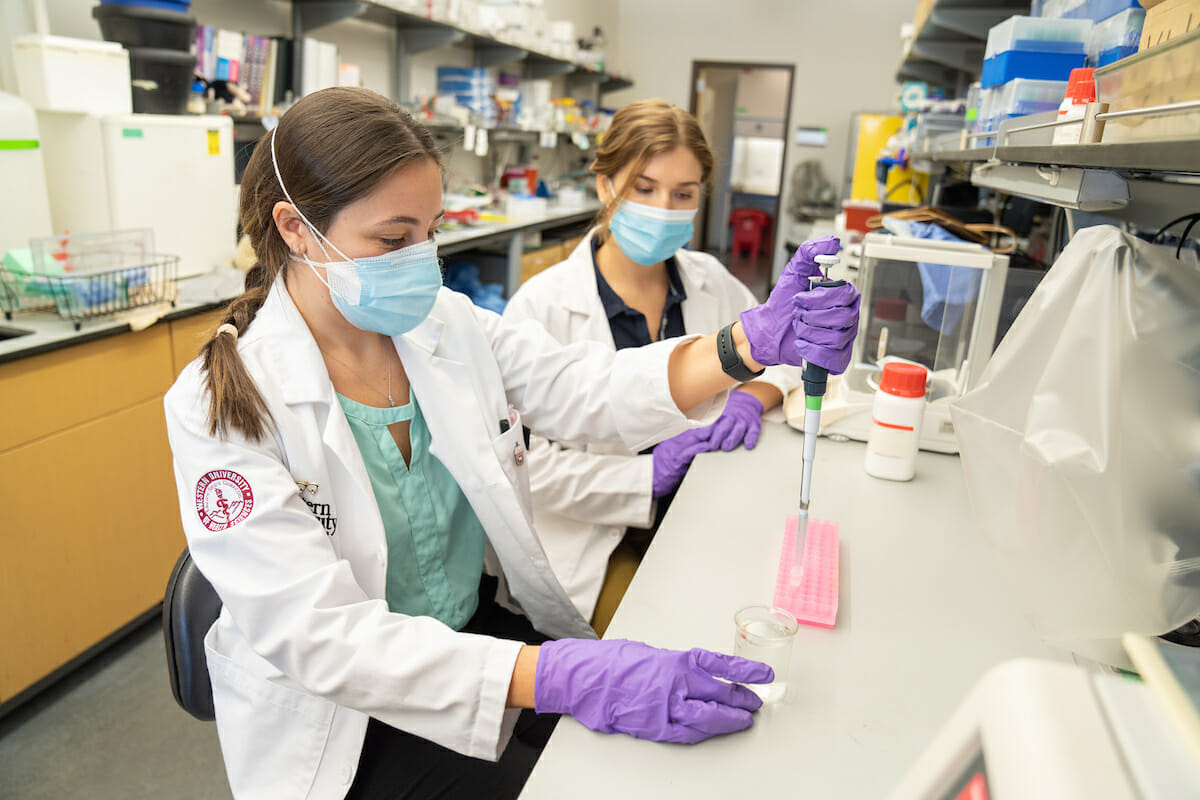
688,60,796,256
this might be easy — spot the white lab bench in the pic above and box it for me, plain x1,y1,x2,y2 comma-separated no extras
438,201,600,293
520,422,1069,799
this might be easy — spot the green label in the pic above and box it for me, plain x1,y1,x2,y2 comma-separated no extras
806,395,824,411
0,139,38,150
122,128,144,138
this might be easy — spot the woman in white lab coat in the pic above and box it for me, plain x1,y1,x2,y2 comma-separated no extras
503,99,816,632
164,87,859,800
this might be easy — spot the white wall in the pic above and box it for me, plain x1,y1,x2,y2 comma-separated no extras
610,0,911,274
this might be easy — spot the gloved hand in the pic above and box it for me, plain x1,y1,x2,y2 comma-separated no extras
534,638,773,744
739,235,861,374
704,390,764,452
652,427,711,498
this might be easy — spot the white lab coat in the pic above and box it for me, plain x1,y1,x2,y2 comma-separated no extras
163,277,723,800
502,231,801,620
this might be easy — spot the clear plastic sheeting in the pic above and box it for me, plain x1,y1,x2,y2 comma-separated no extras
951,226,1200,667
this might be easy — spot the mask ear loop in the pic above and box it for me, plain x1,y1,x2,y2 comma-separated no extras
270,127,351,268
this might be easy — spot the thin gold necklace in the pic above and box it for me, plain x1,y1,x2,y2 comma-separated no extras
318,341,396,407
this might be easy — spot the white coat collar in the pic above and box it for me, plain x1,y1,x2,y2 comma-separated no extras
559,228,718,319
245,275,449,406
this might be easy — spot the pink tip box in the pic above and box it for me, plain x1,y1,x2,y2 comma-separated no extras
773,514,840,628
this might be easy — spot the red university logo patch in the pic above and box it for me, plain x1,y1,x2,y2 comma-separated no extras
194,469,254,532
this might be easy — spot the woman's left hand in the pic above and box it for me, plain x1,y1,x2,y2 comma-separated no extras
704,390,764,452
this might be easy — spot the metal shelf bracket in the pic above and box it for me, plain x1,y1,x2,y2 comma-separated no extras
931,7,1018,40
474,43,527,68
398,25,467,54
293,0,367,37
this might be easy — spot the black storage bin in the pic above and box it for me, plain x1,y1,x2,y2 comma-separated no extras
128,47,197,114
93,4,196,52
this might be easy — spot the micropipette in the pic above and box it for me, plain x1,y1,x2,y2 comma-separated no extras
798,253,845,562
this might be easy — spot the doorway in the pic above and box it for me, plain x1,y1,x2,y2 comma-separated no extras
690,61,794,300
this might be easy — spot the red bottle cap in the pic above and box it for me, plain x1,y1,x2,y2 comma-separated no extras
1064,68,1096,103
879,362,928,398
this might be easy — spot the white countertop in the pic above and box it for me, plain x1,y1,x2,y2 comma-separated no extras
520,422,1067,799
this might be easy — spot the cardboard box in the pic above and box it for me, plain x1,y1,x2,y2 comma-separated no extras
1139,0,1200,50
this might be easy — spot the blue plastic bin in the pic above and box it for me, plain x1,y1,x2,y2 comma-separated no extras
1063,0,1140,22
100,0,191,11
981,49,1086,87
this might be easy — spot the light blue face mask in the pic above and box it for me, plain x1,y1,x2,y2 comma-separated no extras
271,128,442,337
606,180,698,266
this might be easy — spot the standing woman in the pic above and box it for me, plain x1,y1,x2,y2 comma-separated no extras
504,99,836,632
165,87,858,799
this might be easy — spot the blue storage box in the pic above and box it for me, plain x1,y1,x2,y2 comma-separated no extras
1063,0,1141,23
981,50,1087,87
982,16,1090,87
100,0,191,11
437,66,487,81
1087,7,1145,67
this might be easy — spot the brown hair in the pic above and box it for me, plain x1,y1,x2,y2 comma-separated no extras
201,87,442,441
589,98,714,234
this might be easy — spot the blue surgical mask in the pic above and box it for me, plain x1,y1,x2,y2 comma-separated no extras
606,180,698,266
270,128,442,337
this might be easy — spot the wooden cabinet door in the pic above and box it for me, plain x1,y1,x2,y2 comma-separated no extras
0,397,185,702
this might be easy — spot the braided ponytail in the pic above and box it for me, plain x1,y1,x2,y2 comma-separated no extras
201,263,273,440
199,87,442,441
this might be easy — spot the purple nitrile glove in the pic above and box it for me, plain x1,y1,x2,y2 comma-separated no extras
534,638,774,744
651,427,711,498
706,390,764,452
739,235,861,374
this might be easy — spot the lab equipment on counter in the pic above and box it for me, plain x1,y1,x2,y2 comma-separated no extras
889,658,1200,800
864,362,928,481
11,34,132,114
733,605,798,703
951,226,1200,668
35,112,235,279
7,228,178,329
797,231,1009,455
0,91,52,257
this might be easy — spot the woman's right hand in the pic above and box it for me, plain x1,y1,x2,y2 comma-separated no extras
739,235,860,374
533,638,773,744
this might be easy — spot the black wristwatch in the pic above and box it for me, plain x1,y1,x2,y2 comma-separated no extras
716,322,765,382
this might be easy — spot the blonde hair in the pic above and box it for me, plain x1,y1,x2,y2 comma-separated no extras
201,87,442,441
590,98,714,233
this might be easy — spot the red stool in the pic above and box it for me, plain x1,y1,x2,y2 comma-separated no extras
730,209,771,259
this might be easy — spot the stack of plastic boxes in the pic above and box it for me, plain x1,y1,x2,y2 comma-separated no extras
437,67,496,127
1040,0,1147,67
974,16,1090,146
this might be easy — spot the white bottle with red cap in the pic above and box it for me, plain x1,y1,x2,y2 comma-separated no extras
864,362,928,481
1052,67,1096,145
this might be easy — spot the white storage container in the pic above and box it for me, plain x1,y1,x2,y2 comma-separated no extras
12,35,132,115
36,112,236,278
0,92,53,255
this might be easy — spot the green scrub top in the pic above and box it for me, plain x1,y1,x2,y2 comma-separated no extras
337,390,486,630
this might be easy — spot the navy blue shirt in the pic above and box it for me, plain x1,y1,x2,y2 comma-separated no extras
592,236,687,350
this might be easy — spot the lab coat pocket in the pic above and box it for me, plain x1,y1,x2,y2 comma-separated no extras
205,644,334,799
490,405,532,512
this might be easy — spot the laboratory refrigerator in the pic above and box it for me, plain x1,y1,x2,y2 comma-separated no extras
36,112,237,278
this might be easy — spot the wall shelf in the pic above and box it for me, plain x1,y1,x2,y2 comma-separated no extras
895,0,1030,93
912,139,1200,175
289,0,633,98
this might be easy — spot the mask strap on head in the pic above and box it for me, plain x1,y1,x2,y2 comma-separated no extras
269,127,351,268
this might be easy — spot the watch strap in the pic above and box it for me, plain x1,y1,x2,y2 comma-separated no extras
717,322,765,382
